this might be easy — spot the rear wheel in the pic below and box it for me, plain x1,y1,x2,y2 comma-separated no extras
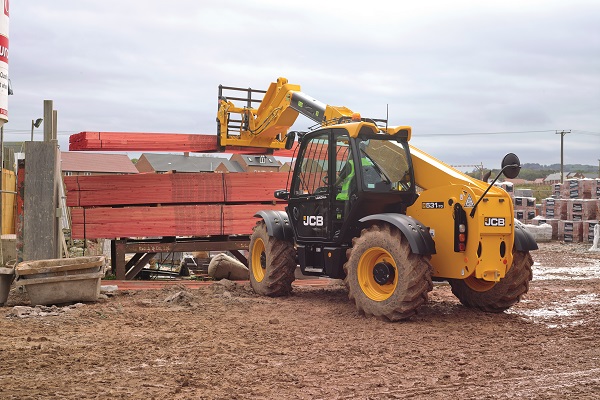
343,223,433,321
249,221,296,297
448,250,533,313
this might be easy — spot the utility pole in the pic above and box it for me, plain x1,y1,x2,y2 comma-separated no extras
451,163,485,180
555,130,570,183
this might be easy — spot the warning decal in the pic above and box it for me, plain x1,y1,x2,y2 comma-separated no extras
464,194,475,208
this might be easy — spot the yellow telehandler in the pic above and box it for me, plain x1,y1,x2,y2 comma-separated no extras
217,77,537,321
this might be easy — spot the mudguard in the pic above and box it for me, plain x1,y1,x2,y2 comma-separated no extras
359,213,436,255
254,210,294,241
514,220,539,251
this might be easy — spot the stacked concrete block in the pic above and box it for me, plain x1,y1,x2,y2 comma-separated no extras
513,196,536,223
514,188,534,197
583,220,598,243
538,179,599,242
561,179,595,199
553,183,562,198
530,216,559,240
495,182,514,196
594,179,600,199
566,199,598,222
541,198,567,220
558,220,583,243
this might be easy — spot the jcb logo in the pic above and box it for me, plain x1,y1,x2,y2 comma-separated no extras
484,217,505,227
303,215,324,227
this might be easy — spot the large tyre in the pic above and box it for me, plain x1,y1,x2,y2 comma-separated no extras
448,250,533,313
343,223,433,321
249,221,296,297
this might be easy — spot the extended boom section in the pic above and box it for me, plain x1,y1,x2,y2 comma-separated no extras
217,77,354,151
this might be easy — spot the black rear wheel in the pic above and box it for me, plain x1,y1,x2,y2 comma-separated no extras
343,223,433,321
448,250,533,313
249,221,296,297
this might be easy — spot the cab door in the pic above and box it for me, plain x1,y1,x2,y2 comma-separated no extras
288,130,333,241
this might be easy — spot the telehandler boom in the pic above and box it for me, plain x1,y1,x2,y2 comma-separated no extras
217,77,537,321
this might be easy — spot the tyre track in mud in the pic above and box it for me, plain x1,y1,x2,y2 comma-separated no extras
338,368,600,399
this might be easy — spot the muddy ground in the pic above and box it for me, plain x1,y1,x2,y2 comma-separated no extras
1,241,600,399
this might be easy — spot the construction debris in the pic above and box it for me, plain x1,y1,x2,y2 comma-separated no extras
208,253,249,280
8,303,86,318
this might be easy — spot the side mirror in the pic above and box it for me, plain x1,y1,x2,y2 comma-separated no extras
501,153,521,179
469,153,521,218
285,131,296,150
274,189,289,200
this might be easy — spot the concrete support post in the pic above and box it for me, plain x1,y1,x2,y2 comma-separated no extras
43,100,53,142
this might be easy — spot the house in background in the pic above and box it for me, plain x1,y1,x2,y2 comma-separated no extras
229,154,282,172
544,172,585,184
503,178,528,185
135,153,242,173
279,162,293,173
61,152,138,177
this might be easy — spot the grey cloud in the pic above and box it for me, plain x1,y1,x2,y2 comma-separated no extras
4,1,599,168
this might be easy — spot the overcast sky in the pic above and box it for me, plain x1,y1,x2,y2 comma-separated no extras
6,0,600,170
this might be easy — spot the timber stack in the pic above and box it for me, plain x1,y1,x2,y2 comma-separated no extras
64,172,289,239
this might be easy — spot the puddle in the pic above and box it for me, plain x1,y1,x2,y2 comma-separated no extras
532,261,600,281
509,293,600,328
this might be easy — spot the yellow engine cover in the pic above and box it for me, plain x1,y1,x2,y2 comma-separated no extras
407,184,514,282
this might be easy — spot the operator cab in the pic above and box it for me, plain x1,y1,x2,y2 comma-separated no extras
281,122,417,247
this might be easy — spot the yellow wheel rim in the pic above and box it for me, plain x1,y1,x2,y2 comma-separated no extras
357,247,398,301
464,275,496,292
251,238,266,282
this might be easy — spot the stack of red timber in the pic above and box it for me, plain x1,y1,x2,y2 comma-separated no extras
69,132,297,157
65,172,290,239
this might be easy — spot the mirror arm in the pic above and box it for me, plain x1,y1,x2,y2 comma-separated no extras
469,164,517,218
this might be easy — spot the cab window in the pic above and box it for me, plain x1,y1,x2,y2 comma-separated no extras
292,132,329,196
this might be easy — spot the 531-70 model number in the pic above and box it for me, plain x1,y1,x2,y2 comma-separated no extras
422,202,444,209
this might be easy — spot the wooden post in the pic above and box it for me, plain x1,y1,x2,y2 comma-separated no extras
16,159,24,263
112,239,127,279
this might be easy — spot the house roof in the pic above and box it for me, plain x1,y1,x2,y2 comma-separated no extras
61,152,138,174
544,173,561,181
504,178,527,185
140,153,238,172
238,155,281,167
227,160,245,172
543,172,584,182
582,173,600,179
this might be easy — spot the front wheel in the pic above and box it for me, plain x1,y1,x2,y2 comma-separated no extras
343,223,433,321
249,221,296,297
448,250,533,313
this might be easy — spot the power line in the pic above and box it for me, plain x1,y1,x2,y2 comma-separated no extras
573,133,600,137
1,127,598,138
1,129,78,135
417,130,557,137
571,130,600,135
